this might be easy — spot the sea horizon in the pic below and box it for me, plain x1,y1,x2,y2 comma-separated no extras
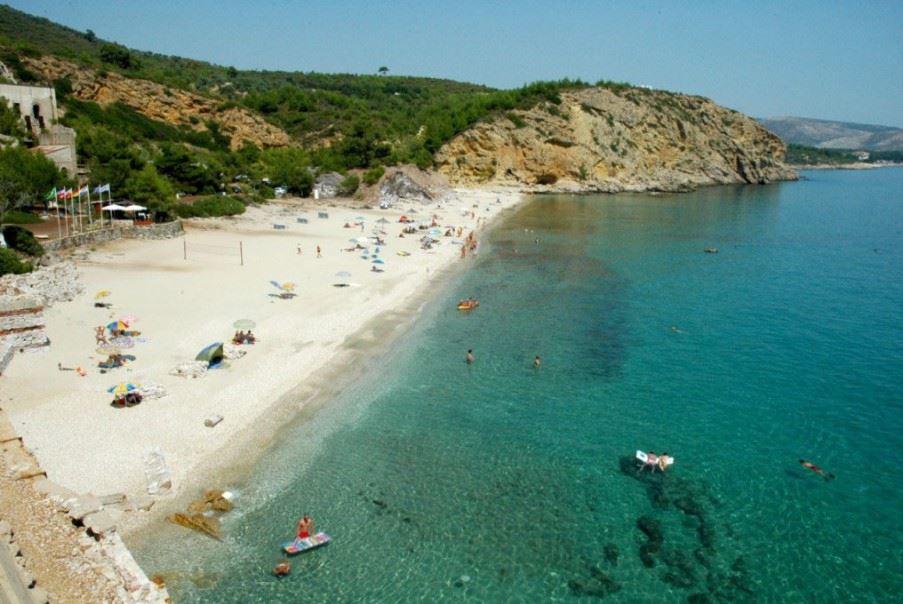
132,168,903,602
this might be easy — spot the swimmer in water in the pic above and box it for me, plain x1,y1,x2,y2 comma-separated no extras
799,459,835,481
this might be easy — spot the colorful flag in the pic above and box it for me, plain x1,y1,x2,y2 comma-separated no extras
44,187,57,201
100,183,111,194
65,188,74,200
78,185,89,196
57,189,67,200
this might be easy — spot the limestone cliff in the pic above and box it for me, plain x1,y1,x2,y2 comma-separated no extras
22,55,290,151
436,87,796,192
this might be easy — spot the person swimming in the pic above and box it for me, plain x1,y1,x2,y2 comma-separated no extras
799,459,835,481
273,560,291,577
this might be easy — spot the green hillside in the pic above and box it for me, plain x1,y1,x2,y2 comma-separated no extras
0,3,637,222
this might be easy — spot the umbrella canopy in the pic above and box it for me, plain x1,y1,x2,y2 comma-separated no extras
107,382,139,396
354,237,371,244
233,319,256,330
270,280,295,292
376,217,390,224
102,204,127,211
106,320,129,332
123,204,147,212
196,342,225,365
372,258,385,264
94,290,111,299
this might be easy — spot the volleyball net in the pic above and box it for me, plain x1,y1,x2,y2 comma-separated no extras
183,239,244,265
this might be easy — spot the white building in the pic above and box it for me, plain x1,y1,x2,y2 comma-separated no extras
0,83,77,176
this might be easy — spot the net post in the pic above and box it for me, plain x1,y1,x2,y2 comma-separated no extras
183,239,187,260
240,241,244,266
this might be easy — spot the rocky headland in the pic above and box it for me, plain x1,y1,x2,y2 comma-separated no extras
436,86,797,192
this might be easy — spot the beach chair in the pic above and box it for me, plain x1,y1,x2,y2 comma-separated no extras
318,212,329,219
297,217,308,224
273,224,286,230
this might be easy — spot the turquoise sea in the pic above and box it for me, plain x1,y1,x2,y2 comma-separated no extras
134,169,903,602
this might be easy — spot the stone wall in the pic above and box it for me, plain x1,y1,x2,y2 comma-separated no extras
42,220,183,252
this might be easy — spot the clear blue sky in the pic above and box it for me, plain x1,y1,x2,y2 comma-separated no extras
8,0,903,127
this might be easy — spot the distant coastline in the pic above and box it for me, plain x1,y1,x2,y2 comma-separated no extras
792,162,903,171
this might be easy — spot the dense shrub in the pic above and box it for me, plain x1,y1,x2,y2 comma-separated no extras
173,195,245,218
0,247,33,276
362,166,385,185
1,225,44,256
338,175,360,196
1,210,41,224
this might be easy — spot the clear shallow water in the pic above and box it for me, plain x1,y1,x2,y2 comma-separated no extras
134,169,903,602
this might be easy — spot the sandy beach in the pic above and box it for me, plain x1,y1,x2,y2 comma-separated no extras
2,187,522,530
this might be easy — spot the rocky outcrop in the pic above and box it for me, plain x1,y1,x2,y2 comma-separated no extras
378,170,434,205
436,87,796,192
22,55,290,150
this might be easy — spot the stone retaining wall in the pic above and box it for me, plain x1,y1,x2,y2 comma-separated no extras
42,220,183,252
0,296,48,376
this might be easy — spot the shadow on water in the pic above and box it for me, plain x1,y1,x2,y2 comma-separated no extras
617,456,755,602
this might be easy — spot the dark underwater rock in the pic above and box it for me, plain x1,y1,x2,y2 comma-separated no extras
568,566,622,599
603,543,619,566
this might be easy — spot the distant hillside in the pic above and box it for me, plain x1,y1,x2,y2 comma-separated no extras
758,116,903,152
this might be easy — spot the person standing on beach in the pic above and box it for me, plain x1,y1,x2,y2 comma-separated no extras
466,349,474,364
297,243,302,255
316,245,321,258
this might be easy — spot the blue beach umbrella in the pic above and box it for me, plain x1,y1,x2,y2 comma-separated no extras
107,382,139,396
372,258,385,265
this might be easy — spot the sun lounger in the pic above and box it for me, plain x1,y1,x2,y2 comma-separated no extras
273,224,286,230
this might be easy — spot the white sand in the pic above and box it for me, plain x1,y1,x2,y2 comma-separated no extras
3,189,521,516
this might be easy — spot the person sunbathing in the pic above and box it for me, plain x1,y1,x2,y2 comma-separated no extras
642,451,659,472
658,453,673,472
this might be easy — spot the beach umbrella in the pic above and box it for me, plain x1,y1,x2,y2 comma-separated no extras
94,290,111,299
123,204,147,213
372,258,385,265
355,236,370,244
280,282,296,292
233,319,256,330
106,320,129,332
107,382,139,396
196,342,225,365
377,217,390,224
102,204,127,211
119,314,138,325
355,216,365,222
